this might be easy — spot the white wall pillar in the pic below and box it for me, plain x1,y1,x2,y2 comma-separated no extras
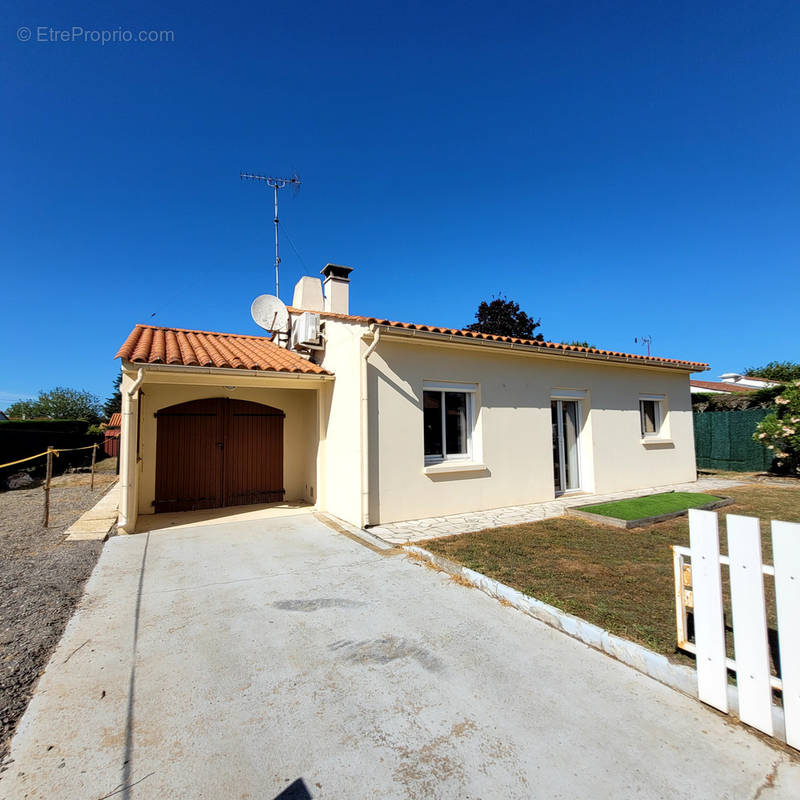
118,371,141,534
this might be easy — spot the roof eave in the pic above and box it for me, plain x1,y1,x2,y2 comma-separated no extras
372,325,707,372
120,360,334,381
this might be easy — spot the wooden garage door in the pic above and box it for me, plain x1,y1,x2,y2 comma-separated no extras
224,399,285,507
154,398,285,513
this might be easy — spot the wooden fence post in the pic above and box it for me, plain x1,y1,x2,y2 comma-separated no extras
90,443,97,490
42,447,53,527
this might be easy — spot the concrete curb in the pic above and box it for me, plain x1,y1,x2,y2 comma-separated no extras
315,513,399,554
405,544,793,746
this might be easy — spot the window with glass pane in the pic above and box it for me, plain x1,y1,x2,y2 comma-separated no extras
423,387,473,462
445,392,468,455
423,391,443,457
640,399,660,435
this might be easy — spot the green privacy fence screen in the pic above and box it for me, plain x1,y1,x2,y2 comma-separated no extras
693,408,774,472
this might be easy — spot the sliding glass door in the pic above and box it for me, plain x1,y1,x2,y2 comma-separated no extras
551,399,581,494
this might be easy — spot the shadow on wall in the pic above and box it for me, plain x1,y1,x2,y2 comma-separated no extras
425,468,491,482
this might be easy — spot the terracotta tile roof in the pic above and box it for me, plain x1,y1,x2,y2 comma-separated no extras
288,308,708,371
107,413,122,427
690,380,754,394
116,325,330,375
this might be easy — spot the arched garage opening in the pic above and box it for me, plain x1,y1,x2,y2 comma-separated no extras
154,398,285,513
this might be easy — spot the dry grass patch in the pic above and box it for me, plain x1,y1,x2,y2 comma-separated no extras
423,486,800,661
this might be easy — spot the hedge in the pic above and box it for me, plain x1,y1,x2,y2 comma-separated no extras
0,419,103,484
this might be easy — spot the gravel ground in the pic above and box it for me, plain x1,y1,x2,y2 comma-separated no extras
0,465,117,767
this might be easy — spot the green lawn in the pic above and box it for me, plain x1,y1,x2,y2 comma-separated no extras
578,491,722,521
423,486,800,664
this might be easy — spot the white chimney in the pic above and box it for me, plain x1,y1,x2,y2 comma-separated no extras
292,276,324,311
321,264,353,315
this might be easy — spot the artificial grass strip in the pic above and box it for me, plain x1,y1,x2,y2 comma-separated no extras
578,492,721,521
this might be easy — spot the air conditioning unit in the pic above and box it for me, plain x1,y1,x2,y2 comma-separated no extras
292,312,322,349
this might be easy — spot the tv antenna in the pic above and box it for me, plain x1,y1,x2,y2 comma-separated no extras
240,171,301,299
635,335,653,357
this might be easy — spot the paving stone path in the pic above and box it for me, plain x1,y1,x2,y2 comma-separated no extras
369,478,744,544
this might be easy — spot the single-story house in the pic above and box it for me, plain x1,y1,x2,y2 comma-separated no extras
115,265,707,533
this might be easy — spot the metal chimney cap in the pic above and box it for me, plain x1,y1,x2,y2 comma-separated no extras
320,263,354,280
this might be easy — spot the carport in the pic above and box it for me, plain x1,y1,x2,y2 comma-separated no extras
115,324,334,533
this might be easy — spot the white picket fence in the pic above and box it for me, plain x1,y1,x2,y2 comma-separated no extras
672,509,800,749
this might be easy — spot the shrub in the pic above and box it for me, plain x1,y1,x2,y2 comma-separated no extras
692,384,784,413
753,381,800,474
0,419,102,486
745,361,800,383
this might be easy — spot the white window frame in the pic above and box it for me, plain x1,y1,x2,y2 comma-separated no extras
551,396,583,494
639,395,664,438
423,382,477,465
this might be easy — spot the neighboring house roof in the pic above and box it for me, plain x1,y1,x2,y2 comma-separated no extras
107,413,122,428
719,373,776,384
690,380,754,394
288,308,709,371
729,375,774,385
116,325,330,375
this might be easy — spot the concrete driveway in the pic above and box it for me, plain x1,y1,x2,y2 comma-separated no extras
2,512,798,799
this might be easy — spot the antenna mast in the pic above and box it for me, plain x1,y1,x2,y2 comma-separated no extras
240,172,301,298
635,335,653,357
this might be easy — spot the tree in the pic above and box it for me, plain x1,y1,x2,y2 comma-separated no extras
745,361,800,383
753,381,800,474
564,340,595,349
465,296,543,340
5,387,102,423
103,374,122,418
4,398,39,419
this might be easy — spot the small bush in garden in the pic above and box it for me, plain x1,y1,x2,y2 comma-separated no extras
692,384,784,412
753,381,800,474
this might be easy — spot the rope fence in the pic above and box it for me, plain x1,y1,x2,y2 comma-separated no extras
1,443,102,526
0,443,99,470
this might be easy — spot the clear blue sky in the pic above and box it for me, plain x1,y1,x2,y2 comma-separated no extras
2,1,798,408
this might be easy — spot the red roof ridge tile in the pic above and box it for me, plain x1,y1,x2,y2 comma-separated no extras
286,307,708,370
130,323,274,339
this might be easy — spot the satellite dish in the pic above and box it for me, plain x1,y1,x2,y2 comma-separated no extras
251,294,289,333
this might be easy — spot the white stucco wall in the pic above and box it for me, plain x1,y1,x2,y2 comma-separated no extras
313,318,367,526
365,336,697,524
